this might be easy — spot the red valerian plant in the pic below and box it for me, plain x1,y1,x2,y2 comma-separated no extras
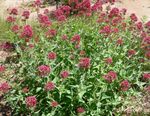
143,73,150,81
0,82,10,93
47,52,57,60
120,80,130,91
0,65,5,72
25,96,37,107
78,57,91,69
44,82,55,91
51,101,58,107
38,65,51,77
21,25,33,38
60,70,69,79
76,107,85,113
22,10,30,19
103,71,117,83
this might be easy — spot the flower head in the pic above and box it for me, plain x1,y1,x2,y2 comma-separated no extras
38,65,51,77
47,52,57,60
44,82,55,91
103,71,117,83
51,101,58,107
143,73,150,81
78,57,91,69
0,82,10,93
25,96,37,107
21,25,33,38
0,65,5,72
77,107,85,113
120,80,130,91
60,70,69,79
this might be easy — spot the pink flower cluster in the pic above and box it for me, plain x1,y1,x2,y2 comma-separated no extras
38,14,52,27
25,96,37,107
120,80,130,91
21,25,33,38
103,71,117,83
47,52,57,60
78,57,91,69
44,82,55,91
0,82,10,93
38,65,51,77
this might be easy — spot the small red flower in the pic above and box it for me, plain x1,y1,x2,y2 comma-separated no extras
0,82,10,93
34,0,42,6
25,96,37,107
103,71,117,83
104,57,113,64
78,57,91,69
143,73,150,81
71,34,80,43
47,52,57,60
38,14,52,27
79,50,86,56
61,34,68,40
11,25,19,33
10,8,18,15
6,16,16,23
51,101,58,107
0,65,5,72
116,38,123,45
38,65,51,77
22,10,30,19
44,82,55,91
130,13,138,22
77,107,85,113
60,71,69,79
99,25,112,35
145,51,150,59
21,25,33,38
120,80,130,91
128,49,136,57
45,29,57,38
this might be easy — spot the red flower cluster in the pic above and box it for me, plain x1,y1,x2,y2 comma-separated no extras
99,25,112,35
116,38,123,45
38,14,52,27
44,82,55,91
25,96,37,107
130,13,138,22
34,0,42,7
9,8,18,15
38,65,51,77
60,71,69,79
47,52,57,60
0,65,5,72
11,25,19,33
21,25,33,38
128,49,136,57
0,82,10,93
104,57,113,64
103,71,117,83
22,10,30,19
45,29,57,38
6,16,16,23
78,57,91,69
22,87,29,93
143,73,150,81
51,101,58,107
77,107,85,113
91,1,102,11
120,80,130,91
54,5,71,21
109,7,120,18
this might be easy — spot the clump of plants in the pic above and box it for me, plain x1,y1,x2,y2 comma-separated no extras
0,0,150,115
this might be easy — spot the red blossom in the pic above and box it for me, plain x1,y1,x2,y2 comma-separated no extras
6,16,16,23
136,22,143,31
45,29,57,38
21,25,33,38
38,65,51,77
104,57,113,64
10,8,18,15
34,0,42,6
22,10,30,19
128,49,136,57
0,65,5,72
99,25,112,35
0,82,11,93
78,57,91,69
103,71,117,83
91,1,102,11
71,34,80,43
51,101,58,107
109,7,120,18
44,82,55,91
120,80,130,91
11,25,19,33
38,14,52,27
61,34,68,40
145,51,150,59
143,73,150,81
77,107,85,113
25,96,37,107
47,52,57,60
116,38,123,45
130,13,138,22
60,71,69,79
